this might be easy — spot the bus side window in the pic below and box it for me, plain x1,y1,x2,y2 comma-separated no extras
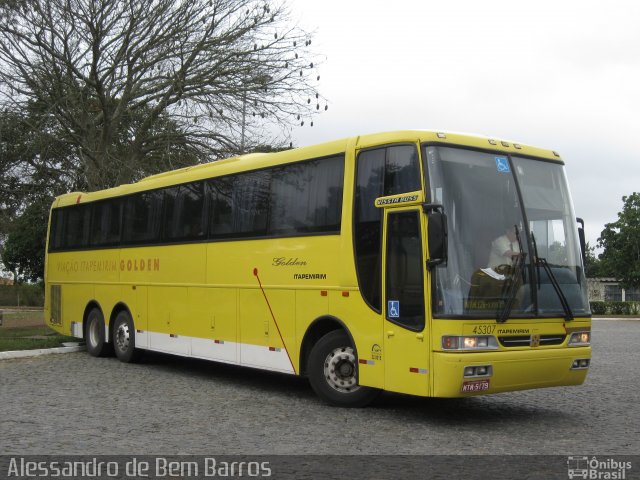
208,177,234,237
233,171,270,237
210,156,344,240
384,145,421,195
63,204,91,249
48,209,64,251
90,199,122,247
270,156,344,235
354,148,385,311
163,182,206,241
180,183,206,239
122,191,163,244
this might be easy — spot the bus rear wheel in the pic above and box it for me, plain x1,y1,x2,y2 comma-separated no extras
85,308,112,357
307,330,380,407
112,310,142,363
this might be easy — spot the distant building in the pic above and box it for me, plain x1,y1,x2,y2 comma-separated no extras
588,277,640,302
0,277,14,286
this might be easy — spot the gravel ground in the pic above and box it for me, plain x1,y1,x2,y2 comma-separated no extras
0,319,637,455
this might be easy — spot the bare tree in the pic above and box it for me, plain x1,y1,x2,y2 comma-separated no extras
0,0,324,190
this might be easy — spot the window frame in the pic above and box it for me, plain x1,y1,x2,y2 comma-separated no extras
384,209,426,332
352,142,423,314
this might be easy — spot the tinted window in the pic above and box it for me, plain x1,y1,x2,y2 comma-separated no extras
49,209,64,251
209,177,234,237
48,155,346,251
386,211,425,330
385,145,421,195
63,205,91,249
209,155,344,239
233,170,270,237
354,149,385,310
90,199,122,247
270,156,344,234
163,183,206,241
122,191,163,244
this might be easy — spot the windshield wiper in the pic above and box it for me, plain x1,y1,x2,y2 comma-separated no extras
531,233,574,321
497,225,526,323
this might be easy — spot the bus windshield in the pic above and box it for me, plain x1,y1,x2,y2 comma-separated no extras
424,145,590,318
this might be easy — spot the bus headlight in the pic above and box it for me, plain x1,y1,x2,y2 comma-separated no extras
568,331,590,346
442,335,499,351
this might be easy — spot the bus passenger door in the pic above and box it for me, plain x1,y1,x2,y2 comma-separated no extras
382,208,430,396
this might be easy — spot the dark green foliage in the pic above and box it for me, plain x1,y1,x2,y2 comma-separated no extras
589,301,607,315
2,199,50,282
598,193,640,289
584,242,613,278
589,301,640,316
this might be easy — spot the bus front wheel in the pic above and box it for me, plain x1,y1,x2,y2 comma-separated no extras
112,310,142,363
85,308,112,357
307,330,380,407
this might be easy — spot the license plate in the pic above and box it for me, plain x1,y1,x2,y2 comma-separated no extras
461,379,490,393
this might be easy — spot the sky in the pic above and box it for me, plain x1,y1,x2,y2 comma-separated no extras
287,0,640,250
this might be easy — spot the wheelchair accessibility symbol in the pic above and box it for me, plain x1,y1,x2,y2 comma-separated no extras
388,300,400,318
495,156,510,173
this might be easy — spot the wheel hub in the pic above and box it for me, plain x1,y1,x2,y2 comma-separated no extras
323,346,360,393
115,322,130,352
88,318,101,347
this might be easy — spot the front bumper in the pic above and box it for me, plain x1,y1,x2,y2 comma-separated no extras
433,346,591,397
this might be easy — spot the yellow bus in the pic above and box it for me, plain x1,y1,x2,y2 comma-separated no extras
44,130,592,407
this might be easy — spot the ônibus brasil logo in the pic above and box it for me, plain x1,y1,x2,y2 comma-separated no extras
567,456,632,480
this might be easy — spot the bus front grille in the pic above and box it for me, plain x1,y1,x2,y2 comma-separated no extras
498,334,566,347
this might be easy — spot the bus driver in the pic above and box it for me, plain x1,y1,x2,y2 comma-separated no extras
488,225,521,268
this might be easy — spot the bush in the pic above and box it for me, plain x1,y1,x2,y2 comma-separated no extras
0,284,44,307
590,300,640,316
590,301,607,315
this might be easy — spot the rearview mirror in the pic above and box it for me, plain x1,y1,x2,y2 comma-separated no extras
423,204,448,269
576,217,586,267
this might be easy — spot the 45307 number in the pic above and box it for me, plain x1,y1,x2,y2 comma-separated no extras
472,325,496,335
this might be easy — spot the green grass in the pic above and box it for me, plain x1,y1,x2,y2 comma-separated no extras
0,325,78,352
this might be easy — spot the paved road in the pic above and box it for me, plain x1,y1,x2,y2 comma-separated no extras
0,319,637,455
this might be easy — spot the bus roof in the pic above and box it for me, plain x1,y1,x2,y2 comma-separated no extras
53,130,562,208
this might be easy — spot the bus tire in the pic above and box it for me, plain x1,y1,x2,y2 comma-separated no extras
307,330,380,407
85,308,111,357
112,310,142,363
